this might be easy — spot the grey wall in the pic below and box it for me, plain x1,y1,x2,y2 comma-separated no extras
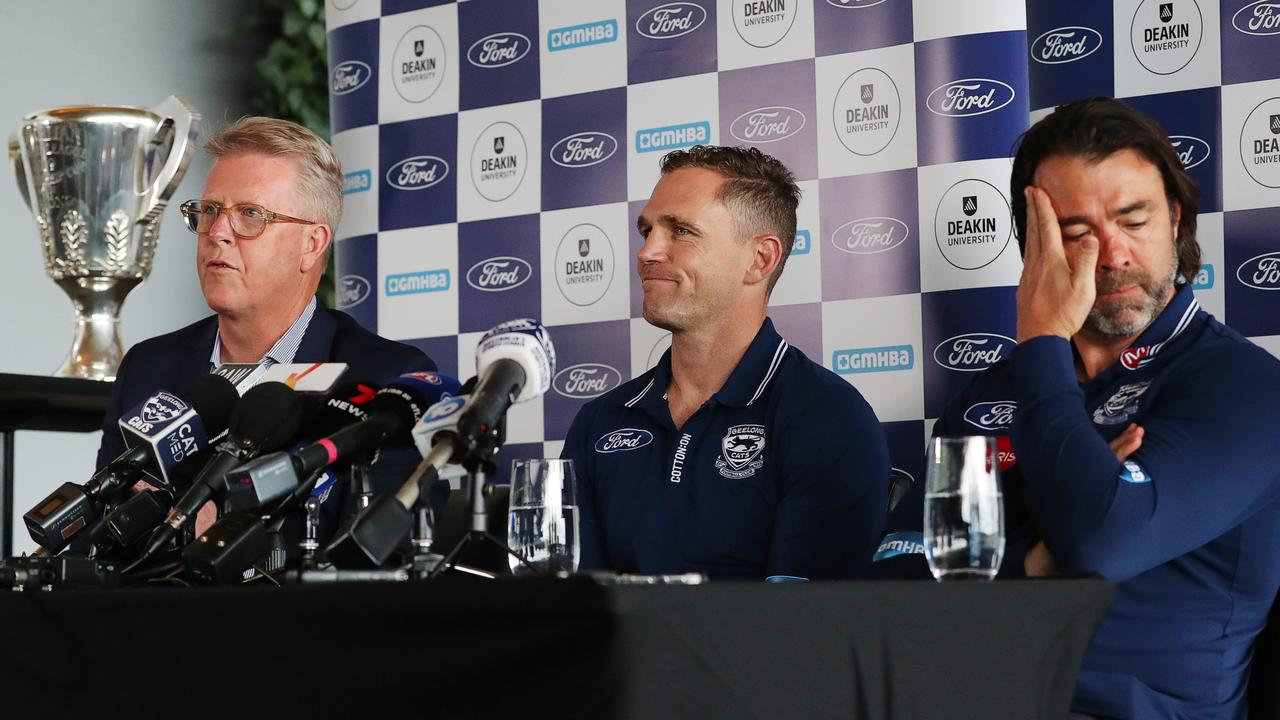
2,0,257,552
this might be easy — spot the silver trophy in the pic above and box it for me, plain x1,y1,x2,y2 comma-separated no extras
9,96,199,381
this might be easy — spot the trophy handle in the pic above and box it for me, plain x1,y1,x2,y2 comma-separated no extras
139,95,201,223
8,133,32,212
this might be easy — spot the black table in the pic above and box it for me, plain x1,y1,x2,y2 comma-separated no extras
0,373,112,557
0,576,1113,719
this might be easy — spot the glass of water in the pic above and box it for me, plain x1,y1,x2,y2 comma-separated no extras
924,436,1005,581
507,459,580,575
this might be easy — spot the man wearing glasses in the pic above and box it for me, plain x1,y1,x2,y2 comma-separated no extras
94,116,434,538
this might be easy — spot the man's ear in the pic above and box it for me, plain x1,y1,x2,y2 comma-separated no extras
300,223,332,275
745,234,783,288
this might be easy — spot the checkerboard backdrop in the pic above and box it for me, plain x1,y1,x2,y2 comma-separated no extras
326,0,1280,486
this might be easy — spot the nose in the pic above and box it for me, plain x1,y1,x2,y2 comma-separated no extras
206,208,236,245
636,229,668,267
1095,224,1133,271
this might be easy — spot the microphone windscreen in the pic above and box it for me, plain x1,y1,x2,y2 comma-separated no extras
229,382,307,452
181,373,240,436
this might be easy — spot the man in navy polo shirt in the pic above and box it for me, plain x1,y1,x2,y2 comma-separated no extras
870,98,1280,718
562,145,889,581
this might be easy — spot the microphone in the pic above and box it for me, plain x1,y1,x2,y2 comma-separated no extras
286,372,463,483
23,374,239,553
189,376,465,576
129,382,308,568
325,395,467,569
453,319,555,459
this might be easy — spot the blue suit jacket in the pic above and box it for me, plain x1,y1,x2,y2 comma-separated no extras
94,301,435,556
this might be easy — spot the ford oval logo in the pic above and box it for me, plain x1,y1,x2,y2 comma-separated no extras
465,256,532,292
831,216,909,255
553,363,622,398
385,155,449,191
1168,135,1211,170
1237,251,1280,290
636,2,708,39
330,61,372,95
933,333,1015,371
963,400,1016,431
338,274,371,308
729,106,806,144
926,78,1016,117
1030,26,1104,64
595,428,655,453
466,31,531,68
549,131,619,168
1232,1,1280,36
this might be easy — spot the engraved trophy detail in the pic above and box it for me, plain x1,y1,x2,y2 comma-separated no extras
9,96,200,381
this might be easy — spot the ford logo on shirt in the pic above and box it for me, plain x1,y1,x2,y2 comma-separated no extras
549,131,619,168
636,2,707,39
553,363,622,398
466,32,531,68
1168,135,1211,170
1237,252,1280,290
330,61,371,95
595,428,654,453
1030,26,1104,64
963,401,1016,431
933,333,1014,371
925,78,1016,117
386,156,449,191
465,256,532,292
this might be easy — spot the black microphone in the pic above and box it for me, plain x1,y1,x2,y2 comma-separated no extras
453,320,554,460
129,382,307,569
22,374,239,553
287,372,462,483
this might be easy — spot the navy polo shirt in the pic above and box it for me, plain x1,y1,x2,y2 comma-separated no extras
562,318,889,580
869,285,1280,718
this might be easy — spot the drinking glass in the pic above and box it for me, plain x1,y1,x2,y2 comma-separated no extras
923,436,1005,581
507,459,580,574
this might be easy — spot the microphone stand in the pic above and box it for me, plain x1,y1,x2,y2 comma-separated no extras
426,417,534,579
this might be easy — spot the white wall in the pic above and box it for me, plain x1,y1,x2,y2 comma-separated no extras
1,0,256,552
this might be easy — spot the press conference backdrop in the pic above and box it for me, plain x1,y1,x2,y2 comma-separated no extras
325,0,1280,485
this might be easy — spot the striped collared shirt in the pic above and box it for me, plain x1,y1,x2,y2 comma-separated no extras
209,296,317,369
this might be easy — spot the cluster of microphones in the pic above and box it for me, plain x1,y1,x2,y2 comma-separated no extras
3,319,555,589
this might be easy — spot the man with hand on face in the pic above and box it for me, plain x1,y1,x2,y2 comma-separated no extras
562,145,889,581
869,97,1280,719
95,117,433,541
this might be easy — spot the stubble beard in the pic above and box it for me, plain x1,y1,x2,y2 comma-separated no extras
1083,258,1178,337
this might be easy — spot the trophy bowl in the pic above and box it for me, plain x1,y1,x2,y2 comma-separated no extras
9,96,199,381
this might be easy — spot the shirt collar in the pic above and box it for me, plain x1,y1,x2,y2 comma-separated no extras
210,296,317,369
627,317,790,411
1088,282,1201,374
